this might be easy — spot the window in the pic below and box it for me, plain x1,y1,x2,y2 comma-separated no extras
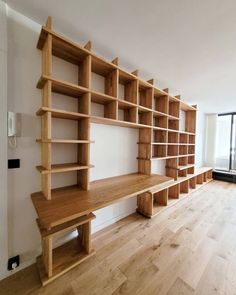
215,113,236,172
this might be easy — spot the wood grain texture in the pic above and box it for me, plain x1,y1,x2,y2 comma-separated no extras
2,181,236,294
31,173,173,229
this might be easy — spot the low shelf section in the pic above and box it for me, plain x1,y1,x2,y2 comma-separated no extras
36,212,96,286
137,167,213,217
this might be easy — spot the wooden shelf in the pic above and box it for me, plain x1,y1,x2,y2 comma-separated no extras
91,90,117,104
178,164,195,171
37,238,95,286
33,16,203,286
180,101,197,111
36,163,94,174
32,173,173,229
37,75,89,97
90,116,151,129
36,139,94,144
37,213,95,238
37,107,89,120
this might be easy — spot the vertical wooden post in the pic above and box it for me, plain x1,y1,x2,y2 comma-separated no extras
41,17,52,200
138,128,152,174
42,236,52,277
82,221,92,254
77,54,91,190
77,221,92,254
104,69,118,120
137,191,153,217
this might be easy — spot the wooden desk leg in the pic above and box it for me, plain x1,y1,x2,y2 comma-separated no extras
82,221,92,254
42,236,52,277
77,221,92,254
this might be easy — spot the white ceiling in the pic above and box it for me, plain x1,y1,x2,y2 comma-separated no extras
6,0,236,113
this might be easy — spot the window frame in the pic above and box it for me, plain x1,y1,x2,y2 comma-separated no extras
218,112,236,171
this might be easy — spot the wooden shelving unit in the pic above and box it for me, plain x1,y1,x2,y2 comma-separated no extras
32,17,212,285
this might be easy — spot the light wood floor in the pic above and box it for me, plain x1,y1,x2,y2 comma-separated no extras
1,180,236,295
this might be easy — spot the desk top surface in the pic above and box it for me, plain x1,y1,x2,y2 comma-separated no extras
31,173,173,229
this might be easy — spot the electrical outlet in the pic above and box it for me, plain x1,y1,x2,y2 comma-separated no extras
8,159,20,169
7,255,20,271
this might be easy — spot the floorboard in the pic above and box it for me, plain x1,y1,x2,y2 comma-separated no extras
1,180,236,295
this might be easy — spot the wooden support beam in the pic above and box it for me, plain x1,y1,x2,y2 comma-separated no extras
42,236,52,277
45,16,52,30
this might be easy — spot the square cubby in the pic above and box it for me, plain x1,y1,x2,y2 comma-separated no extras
118,104,137,123
91,58,118,97
168,184,180,199
153,130,167,143
179,145,188,155
179,156,188,167
179,133,188,144
187,166,195,174
52,53,90,88
178,168,187,178
189,176,196,189
168,99,180,118
168,131,179,143
138,84,153,109
180,180,189,194
167,145,178,157
138,110,152,126
168,118,179,131
189,134,195,144
188,155,195,165
153,115,168,129
188,145,195,155
152,144,167,158
153,189,168,207
154,93,168,114
118,70,138,104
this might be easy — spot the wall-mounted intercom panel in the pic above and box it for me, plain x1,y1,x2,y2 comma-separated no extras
7,111,21,137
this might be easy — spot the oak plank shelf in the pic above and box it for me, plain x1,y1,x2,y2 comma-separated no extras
36,213,95,238
137,167,213,218
33,16,212,286
37,238,95,286
177,164,195,170
37,75,89,97
90,116,152,129
36,139,94,144
36,163,94,174
32,173,173,229
37,107,89,120
148,154,197,160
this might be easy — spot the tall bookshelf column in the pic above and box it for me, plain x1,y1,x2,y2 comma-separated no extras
41,17,52,200
78,45,92,190
138,77,153,175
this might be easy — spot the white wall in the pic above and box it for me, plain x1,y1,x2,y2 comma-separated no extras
195,109,206,168
0,0,8,280
3,7,206,279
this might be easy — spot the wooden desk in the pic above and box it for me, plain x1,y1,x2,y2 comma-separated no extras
31,173,173,229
